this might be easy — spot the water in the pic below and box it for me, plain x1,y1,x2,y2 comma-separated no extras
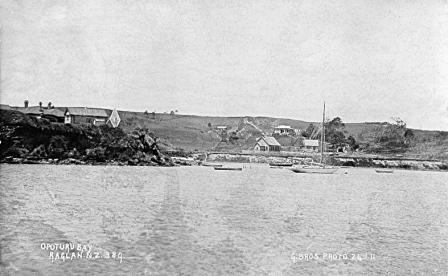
0,164,447,275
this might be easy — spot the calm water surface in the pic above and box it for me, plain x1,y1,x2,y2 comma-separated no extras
0,164,447,275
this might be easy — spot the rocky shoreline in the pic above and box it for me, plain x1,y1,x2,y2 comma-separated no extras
0,109,175,167
206,152,448,171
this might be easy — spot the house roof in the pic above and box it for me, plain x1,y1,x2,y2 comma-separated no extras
258,136,281,147
43,108,65,118
65,107,109,117
15,106,65,117
0,104,11,110
303,139,319,147
15,106,42,115
275,125,292,129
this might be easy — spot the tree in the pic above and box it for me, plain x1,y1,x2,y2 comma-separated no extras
302,123,315,138
325,117,347,148
372,117,409,153
346,135,359,150
328,117,345,129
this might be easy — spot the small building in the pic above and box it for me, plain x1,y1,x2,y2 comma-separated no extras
254,136,281,152
64,107,109,125
215,125,228,131
273,125,295,136
303,139,319,151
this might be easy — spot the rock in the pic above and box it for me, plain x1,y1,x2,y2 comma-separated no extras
28,144,47,159
67,148,81,158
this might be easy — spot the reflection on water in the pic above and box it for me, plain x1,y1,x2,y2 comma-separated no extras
0,164,447,275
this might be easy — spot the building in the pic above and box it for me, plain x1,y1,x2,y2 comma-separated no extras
0,104,11,110
303,139,319,151
64,107,109,125
14,101,65,123
302,139,332,152
273,125,295,136
254,136,281,152
215,125,228,131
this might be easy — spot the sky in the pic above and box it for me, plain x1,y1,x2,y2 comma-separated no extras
1,0,448,130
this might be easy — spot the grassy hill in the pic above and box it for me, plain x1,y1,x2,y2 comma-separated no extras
2,104,446,160
114,110,447,160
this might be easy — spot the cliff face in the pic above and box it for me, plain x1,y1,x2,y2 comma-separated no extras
0,110,173,166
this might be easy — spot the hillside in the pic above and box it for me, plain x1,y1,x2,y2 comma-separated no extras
114,110,448,160
2,104,447,160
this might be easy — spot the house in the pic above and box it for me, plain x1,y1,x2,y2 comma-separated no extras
14,101,65,123
254,136,281,152
302,139,332,152
215,125,228,131
273,125,295,136
303,139,319,151
64,107,109,125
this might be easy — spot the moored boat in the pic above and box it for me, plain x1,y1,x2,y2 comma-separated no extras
214,167,243,171
269,162,293,167
290,102,338,175
202,162,223,168
291,166,338,174
375,169,394,173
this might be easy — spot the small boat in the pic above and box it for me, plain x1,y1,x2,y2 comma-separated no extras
214,167,243,171
202,162,223,168
269,162,293,167
375,169,394,173
291,166,338,174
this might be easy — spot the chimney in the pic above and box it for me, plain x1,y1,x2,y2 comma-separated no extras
24,100,29,108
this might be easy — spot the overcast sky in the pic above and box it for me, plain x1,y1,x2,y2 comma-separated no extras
1,0,447,130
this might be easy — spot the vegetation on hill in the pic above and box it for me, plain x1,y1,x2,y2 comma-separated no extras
1,107,446,162
0,110,173,165
116,110,447,159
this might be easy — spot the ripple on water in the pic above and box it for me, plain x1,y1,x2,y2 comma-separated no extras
0,164,447,275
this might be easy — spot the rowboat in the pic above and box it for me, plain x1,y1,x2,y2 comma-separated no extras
202,162,223,168
375,169,394,173
214,167,243,171
269,162,293,167
291,166,338,174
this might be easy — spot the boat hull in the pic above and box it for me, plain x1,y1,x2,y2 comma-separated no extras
269,163,293,167
214,167,242,171
375,169,393,173
202,163,223,168
291,167,338,174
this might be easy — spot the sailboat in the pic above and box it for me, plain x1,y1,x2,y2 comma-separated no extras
291,102,338,174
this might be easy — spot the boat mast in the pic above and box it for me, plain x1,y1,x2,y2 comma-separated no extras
320,102,325,164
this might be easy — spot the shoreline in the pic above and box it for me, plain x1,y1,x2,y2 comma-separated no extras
205,152,448,172
2,154,447,172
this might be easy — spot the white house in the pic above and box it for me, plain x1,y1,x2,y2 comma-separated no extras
254,136,281,152
273,125,295,136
